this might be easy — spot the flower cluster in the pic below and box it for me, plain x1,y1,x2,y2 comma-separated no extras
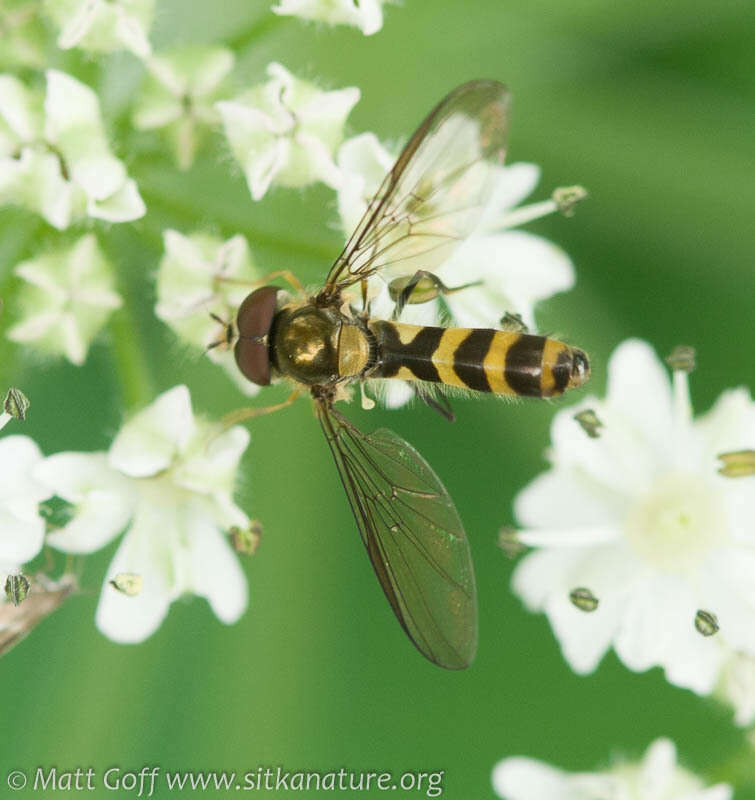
0,70,145,229
508,339,755,723
493,738,731,800
13,386,251,643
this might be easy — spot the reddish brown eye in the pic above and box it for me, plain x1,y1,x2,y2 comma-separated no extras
234,286,279,386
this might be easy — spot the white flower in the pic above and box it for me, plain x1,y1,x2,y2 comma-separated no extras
44,0,154,58
718,651,755,727
216,62,359,201
493,737,731,800
336,133,576,409
0,70,143,223
271,0,391,36
6,233,122,365
0,70,146,228
154,230,262,396
0,436,48,586
133,46,234,169
510,339,755,696
34,386,251,643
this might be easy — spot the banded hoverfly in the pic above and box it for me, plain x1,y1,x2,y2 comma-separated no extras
226,81,590,669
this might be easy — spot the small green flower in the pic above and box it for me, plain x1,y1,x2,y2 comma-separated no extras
0,70,146,228
155,230,262,395
0,1,47,70
216,62,359,200
133,46,235,169
271,0,393,36
44,0,154,58
7,233,123,366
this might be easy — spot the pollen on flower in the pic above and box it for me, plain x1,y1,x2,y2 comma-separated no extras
665,344,696,372
625,472,727,574
694,609,719,637
717,449,755,478
569,587,599,612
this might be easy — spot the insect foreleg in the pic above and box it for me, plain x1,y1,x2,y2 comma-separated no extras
216,270,305,294
221,388,301,428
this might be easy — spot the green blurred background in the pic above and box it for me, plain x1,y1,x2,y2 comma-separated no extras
1,0,754,796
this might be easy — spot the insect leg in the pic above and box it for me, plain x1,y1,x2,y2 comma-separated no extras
390,270,482,320
221,388,301,428
412,384,455,422
215,270,305,294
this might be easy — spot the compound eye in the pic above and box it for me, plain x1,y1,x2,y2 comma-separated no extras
234,286,279,386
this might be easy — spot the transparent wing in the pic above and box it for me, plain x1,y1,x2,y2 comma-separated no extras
316,400,477,669
0,575,76,658
322,80,510,297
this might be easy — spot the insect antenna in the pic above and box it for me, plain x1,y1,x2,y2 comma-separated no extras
205,311,234,352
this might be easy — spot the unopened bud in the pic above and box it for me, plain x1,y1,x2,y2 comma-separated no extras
552,185,588,217
569,587,599,612
497,526,526,559
694,609,719,636
109,573,143,596
717,449,755,478
665,345,696,372
3,387,29,420
574,409,603,439
230,521,263,555
5,574,31,606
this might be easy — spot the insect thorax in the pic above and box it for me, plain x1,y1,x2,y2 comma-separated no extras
272,304,372,385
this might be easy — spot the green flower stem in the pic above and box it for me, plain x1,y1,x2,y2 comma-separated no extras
224,13,285,52
110,301,155,410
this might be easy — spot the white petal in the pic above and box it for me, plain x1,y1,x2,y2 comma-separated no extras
613,574,723,693
0,148,75,229
605,339,675,462
55,0,98,49
190,48,235,96
444,230,574,330
87,178,146,221
0,509,45,565
95,510,173,643
248,139,288,201
514,467,629,530
694,387,755,462
638,738,677,800
59,313,87,365
114,7,152,58
34,452,135,553
6,310,61,343
173,424,250,496
492,757,570,800
108,385,196,477
0,435,48,508
186,504,248,623
0,74,42,142
382,380,415,410
480,162,541,230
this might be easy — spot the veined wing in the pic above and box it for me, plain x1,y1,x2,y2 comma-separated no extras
316,400,477,669
321,81,510,298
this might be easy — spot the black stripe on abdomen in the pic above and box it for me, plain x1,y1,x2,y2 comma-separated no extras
453,329,495,392
371,321,444,382
504,334,545,396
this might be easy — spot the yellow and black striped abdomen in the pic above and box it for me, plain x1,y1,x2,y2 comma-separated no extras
369,321,589,398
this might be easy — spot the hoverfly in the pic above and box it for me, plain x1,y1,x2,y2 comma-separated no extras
225,81,590,669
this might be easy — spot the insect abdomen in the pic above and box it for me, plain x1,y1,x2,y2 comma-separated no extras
369,321,589,398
